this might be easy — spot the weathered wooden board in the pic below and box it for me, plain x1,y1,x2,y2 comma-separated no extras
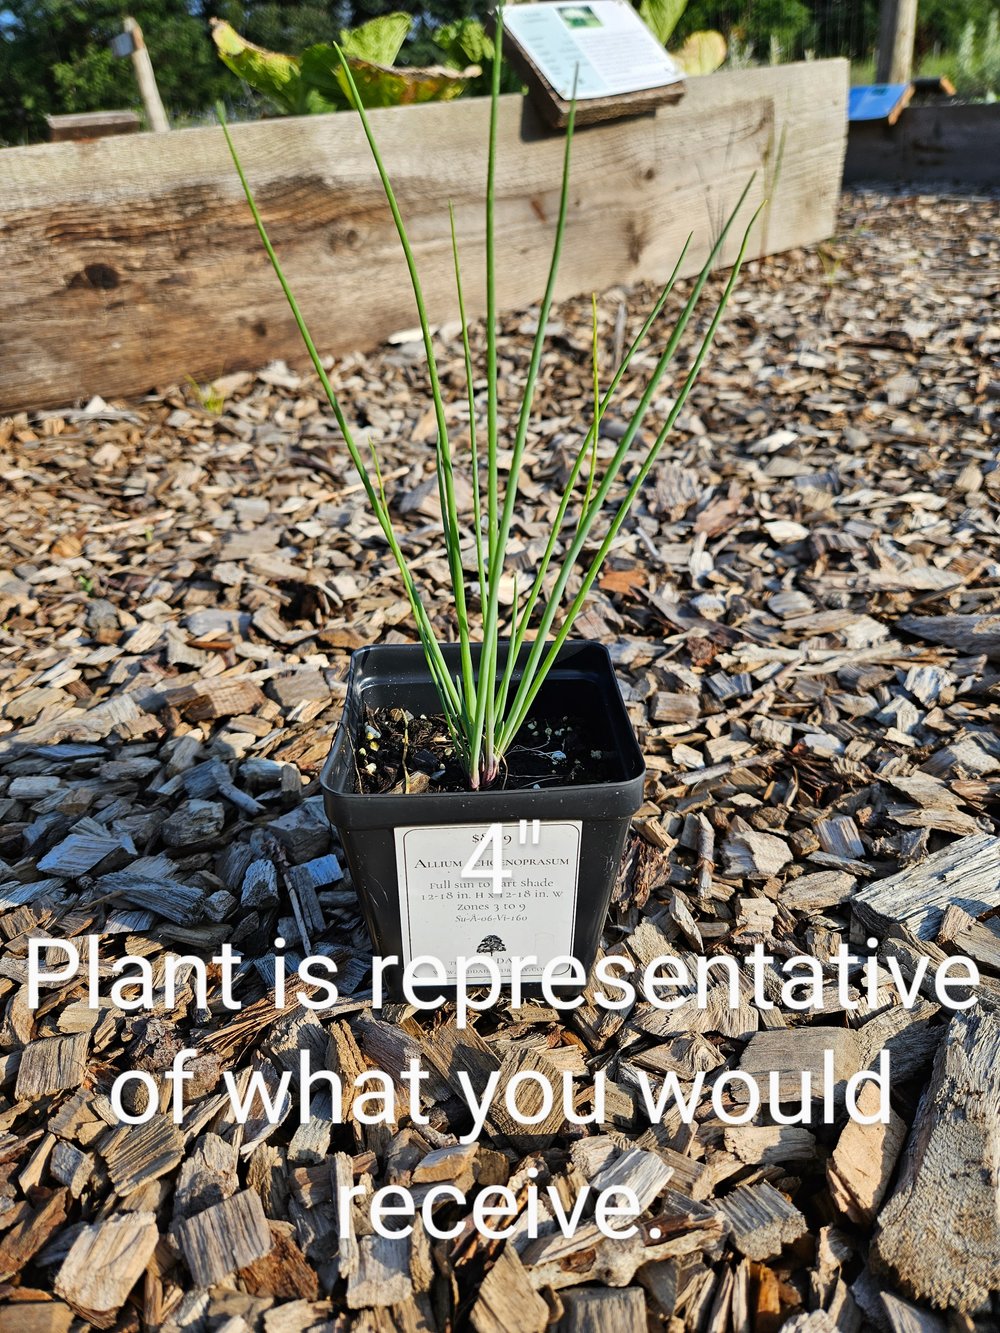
54,1211,159,1325
717,1180,808,1261
827,1084,907,1226
854,833,1000,942
872,1008,1000,1312
0,62,847,412
45,111,141,142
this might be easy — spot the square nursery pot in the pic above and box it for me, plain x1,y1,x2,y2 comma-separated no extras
321,641,645,1000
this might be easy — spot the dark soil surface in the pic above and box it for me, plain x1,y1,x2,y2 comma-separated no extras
354,706,621,792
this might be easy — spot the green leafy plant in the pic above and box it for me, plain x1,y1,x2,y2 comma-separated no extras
434,17,494,68
955,14,1000,97
217,9,760,791
639,0,689,45
433,17,523,97
638,0,727,75
672,29,728,75
211,13,479,115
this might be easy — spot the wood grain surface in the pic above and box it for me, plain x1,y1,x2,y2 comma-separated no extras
0,62,847,412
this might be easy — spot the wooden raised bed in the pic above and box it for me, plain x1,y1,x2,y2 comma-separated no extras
0,61,847,413
845,102,1000,188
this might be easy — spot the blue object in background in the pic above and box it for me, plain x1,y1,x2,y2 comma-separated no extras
849,83,911,122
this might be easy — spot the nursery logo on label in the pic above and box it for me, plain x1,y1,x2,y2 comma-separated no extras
477,934,507,954
394,821,582,980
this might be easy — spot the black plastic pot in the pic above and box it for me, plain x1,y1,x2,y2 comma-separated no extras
320,641,645,999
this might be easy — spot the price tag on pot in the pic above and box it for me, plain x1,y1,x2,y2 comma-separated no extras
394,821,582,982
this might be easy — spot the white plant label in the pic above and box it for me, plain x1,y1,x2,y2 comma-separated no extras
394,821,582,981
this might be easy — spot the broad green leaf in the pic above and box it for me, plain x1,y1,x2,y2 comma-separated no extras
299,45,353,112
334,58,480,109
435,18,495,68
671,30,728,76
338,13,412,66
213,17,475,114
639,0,688,46
210,20,310,115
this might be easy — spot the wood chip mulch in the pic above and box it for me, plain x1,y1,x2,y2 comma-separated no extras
0,189,998,1332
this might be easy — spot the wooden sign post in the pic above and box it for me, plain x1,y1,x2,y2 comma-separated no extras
876,0,918,85
112,17,170,132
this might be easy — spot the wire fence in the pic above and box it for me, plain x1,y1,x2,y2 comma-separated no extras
674,0,1000,97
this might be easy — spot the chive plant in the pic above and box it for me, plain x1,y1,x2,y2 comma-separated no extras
218,8,761,791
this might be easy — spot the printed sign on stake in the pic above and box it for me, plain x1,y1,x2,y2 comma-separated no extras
500,0,685,126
